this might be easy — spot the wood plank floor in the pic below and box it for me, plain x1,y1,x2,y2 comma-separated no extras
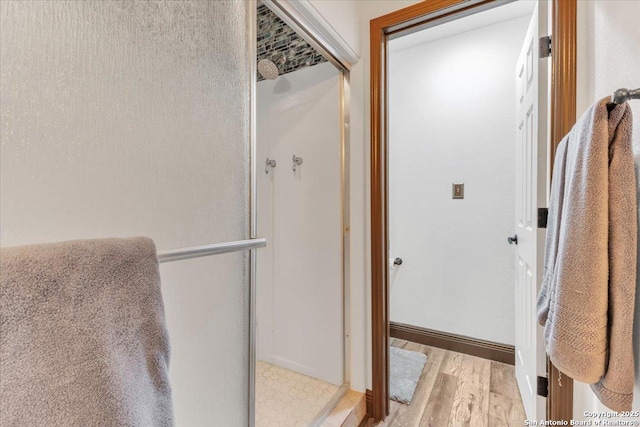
367,339,526,427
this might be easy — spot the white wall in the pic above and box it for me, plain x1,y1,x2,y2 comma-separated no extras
0,2,252,425
307,0,421,392
256,63,343,385
388,16,530,346
573,0,640,418
308,0,361,56
349,0,422,393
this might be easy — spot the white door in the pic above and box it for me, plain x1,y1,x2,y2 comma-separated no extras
513,1,549,421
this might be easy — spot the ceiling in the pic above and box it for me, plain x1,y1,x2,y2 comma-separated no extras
389,0,536,53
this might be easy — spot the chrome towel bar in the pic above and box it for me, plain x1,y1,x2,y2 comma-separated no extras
158,238,267,263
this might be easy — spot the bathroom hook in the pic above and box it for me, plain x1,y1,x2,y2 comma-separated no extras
292,155,303,171
265,158,276,174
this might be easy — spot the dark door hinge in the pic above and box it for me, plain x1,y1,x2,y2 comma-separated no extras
538,208,549,228
537,376,549,397
539,35,551,58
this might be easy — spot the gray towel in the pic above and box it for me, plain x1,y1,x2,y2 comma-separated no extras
537,98,636,411
0,237,174,426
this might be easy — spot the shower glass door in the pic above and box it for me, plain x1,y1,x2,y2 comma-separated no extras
0,1,254,425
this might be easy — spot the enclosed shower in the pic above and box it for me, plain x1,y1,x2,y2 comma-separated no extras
255,4,345,426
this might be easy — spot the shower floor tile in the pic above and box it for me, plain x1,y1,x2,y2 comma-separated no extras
256,360,339,427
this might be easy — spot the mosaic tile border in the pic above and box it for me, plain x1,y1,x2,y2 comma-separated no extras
257,4,327,81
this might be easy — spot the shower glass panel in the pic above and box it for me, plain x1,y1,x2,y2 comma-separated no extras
1,1,252,425
255,4,345,424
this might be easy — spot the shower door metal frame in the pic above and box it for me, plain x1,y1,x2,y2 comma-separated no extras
250,1,356,425
249,3,259,426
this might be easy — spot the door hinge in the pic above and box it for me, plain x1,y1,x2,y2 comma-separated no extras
539,36,551,58
538,208,549,228
537,376,549,397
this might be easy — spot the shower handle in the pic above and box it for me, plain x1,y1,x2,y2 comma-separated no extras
265,158,277,174
292,155,303,171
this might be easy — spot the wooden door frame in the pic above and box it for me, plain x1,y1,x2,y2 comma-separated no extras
369,0,576,422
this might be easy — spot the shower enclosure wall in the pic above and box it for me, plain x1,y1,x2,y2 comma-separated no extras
254,3,354,423
257,62,343,385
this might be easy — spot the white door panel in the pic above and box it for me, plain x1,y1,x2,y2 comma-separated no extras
514,1,549,421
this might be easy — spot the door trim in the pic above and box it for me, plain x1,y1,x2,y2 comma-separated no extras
547,0,577,421
369,0,576,422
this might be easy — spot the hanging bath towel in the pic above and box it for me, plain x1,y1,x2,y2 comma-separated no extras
536,97,636,411
0,237,174,426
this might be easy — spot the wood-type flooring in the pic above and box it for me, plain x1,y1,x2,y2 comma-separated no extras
366,339,526,427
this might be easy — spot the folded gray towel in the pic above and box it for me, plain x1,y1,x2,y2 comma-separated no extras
537,98,636,411
0,237,174,426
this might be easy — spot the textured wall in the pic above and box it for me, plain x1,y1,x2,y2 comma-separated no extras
308,0,361,56
388,16,530,346
257,4,326,81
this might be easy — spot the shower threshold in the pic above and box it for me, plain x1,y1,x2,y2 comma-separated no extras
256,360,346,426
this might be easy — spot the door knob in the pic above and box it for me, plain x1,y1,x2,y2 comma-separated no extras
507,235,518,245
393,257,403,266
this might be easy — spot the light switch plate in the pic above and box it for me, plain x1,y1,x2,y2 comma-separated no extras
452,183,464,199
